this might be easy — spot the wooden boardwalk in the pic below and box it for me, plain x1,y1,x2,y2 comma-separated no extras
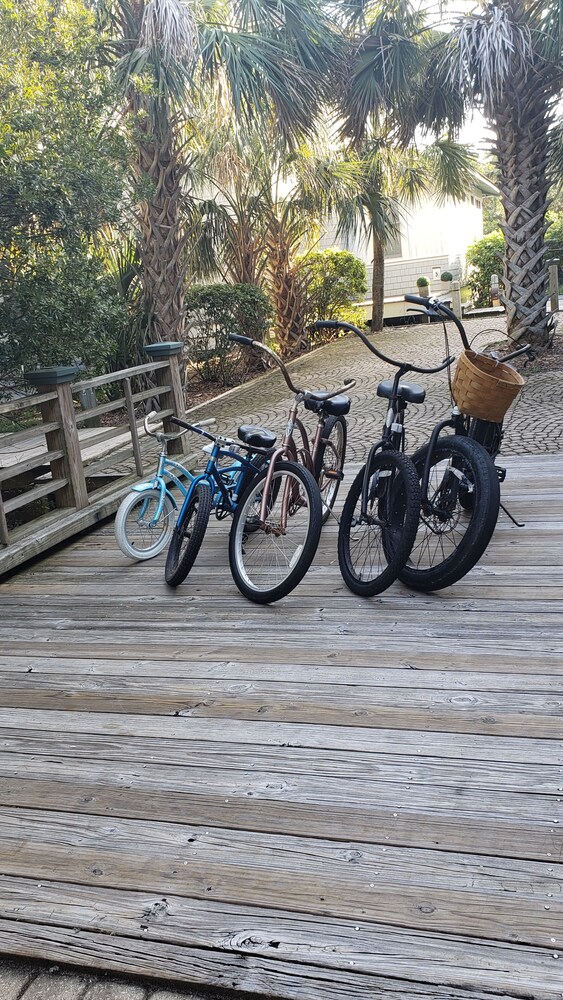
0,452,562,1000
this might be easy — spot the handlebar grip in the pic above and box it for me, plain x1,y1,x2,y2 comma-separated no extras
169,416,191,430
194,418,216,428
228,332,255,347
404,293,431,307
313,320,341,330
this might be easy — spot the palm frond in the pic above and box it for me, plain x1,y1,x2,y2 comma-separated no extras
423,138,476,205
140,0,199,62
445,6,534,117
198,26,321,144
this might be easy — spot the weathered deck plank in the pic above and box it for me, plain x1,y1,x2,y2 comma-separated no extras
0,452,562,999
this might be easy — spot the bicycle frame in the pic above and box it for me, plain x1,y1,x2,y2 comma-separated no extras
228,333,355,530
176,437,263,525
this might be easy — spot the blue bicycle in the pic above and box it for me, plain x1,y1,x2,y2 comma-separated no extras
164,415,276,587
114,411,213,561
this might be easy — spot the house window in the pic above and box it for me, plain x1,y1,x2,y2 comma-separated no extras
385,231,402,258
470,195,475,205
476,198,482,208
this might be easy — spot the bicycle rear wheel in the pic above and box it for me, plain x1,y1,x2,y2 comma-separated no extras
229,460,322,603
314,415,347,525
115,488,175,560
165,481,212,587
338,450,421,597
399,434,500,592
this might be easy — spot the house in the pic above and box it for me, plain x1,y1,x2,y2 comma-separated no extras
320,171,499,322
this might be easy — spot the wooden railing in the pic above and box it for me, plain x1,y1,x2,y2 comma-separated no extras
0,343,188,575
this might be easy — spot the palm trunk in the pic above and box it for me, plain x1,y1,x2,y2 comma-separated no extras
267,219,307,358
493,69,552,345
371,235,385,332
137,123,187,344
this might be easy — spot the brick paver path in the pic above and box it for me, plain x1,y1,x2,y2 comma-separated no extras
184,317,563,461
2,315,561,1000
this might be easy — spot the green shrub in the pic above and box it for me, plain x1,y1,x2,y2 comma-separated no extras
466,231,505,307
184,283,272,385
416,276,430,288
296,248,367,341
0,247,127,385
440,271,453,282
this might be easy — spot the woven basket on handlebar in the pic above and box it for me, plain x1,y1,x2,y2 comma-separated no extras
451,349,525,422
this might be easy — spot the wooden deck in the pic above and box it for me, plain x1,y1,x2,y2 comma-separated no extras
0,452,562,1000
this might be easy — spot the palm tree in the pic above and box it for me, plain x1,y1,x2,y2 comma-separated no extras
186,125,361,355
438,0,563,346
330,1,474,332
102,0,337,343
336,136,475,331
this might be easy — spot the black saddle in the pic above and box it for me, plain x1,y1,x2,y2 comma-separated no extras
304,393,351,417
376,380,425,404
238,424,277,449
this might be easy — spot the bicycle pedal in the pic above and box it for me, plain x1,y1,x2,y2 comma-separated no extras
495,465,507,483
324,468,344,481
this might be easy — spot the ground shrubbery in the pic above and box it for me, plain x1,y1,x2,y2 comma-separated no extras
466,231,505,307
184,283,273,385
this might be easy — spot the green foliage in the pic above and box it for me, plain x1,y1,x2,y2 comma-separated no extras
416,276,430,288
546,213,563,257
298,248,367,317
295,248,367,341
466,231,505,307
440,271,453,282
0,0,130,382
184,283,272,385
0,249,126,376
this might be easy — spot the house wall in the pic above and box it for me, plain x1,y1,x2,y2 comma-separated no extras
319,188,486,299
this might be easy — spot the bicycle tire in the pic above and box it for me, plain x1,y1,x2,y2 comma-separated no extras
229,460,322,603
399,434,500,592
115,488,175,560
165,481,212,587
314,414,347,525
338,450,421,597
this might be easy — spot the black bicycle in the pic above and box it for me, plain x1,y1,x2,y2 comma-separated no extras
314,319,502,594
404,293,533,462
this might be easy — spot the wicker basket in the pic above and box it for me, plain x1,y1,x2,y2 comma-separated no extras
452,349,525,422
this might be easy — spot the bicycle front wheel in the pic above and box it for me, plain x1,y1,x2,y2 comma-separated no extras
165,481,212,588
314,415,347,525
338,451,421,597
229,461,322,603
399,435,500,592
115,488,175,560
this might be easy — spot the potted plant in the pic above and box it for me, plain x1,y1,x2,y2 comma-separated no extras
440,270,453,288
416,275,430,294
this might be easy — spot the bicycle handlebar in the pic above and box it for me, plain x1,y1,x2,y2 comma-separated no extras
169,415,220,442
404,294,471,349
312,320,455,375
228,332,356,400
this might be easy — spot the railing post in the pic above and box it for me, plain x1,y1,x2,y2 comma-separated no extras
144,342,185,456
24,366,88,510
451,280,462,319
0,494,9,546
548,259,560,314
123,377,144,477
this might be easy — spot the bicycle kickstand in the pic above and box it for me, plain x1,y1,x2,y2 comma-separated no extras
499,501,525,528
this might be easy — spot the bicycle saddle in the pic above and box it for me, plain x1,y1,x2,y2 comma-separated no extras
238,425,277,449
304,393,351,416
377,380,425,404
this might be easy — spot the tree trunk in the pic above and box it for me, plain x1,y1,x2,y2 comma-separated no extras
493,81,552,346
267,219,307,358
371,235,385,332
136,124,187,344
